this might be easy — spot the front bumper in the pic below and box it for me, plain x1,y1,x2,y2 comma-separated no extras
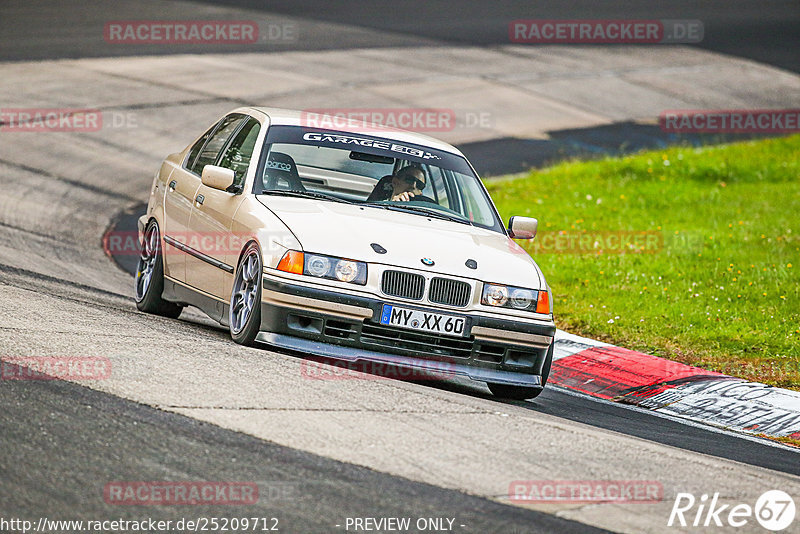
257,275,556,387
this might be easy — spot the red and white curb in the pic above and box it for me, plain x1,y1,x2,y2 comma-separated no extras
551,330,800,441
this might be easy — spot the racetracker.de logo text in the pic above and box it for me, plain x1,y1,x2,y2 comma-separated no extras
104,20,259,44
509,480,663,503
104,482,259,505
509,20,703,44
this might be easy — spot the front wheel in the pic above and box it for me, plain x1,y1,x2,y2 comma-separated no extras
229,242,263,346
488,343,554,400
135,221,182,319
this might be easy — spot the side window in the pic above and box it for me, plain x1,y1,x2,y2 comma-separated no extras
189,114,245,175
452,169,494,225
185,124,218,170
217,118,261,188
429,166,450,209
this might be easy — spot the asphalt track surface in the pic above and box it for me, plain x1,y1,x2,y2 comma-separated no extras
1,374,609,534
2,1,798,74
202,0,800,74
1,0,792,177
1,2,800,534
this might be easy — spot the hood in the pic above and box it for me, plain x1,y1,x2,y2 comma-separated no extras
257,196,545,288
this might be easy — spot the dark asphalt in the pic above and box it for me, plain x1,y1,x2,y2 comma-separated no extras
1,1,798,74
0,369,613,534
234,0,799,73
459,123,773,176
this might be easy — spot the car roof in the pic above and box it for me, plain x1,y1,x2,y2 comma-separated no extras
245,106,467,159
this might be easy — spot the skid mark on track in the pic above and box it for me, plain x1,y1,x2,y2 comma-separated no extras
0,157,137,202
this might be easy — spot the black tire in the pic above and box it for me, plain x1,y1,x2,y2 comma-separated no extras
488,343,554,400
229,242,263,346
135,221,182,319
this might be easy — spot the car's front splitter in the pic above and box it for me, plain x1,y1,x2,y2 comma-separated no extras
256,331,543,388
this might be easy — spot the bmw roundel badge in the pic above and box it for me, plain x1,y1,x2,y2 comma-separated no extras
421,258,435,266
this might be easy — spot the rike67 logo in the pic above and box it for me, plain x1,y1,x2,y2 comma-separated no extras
668,490,795,531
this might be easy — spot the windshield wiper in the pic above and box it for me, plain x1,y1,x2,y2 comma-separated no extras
364,203,471,225
260,190,354,204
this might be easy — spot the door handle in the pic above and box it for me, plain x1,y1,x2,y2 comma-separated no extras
195,194,205,206
168,180,177,191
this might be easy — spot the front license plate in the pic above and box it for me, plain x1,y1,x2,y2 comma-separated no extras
380,304,467,337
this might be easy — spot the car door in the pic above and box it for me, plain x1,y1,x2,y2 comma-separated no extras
162,124,212,281
185,116,261,307
162,115,241,281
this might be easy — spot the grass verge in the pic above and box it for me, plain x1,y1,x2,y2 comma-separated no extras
487,135,800,389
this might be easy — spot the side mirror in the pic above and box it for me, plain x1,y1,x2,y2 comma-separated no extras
201,165,235,191
508,216,538,239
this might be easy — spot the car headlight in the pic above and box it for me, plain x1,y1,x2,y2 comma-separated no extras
482,284,509,307
334,260,360,283
306,255,331,277
277,250,367,285
482,283,550,314
510,288,535,309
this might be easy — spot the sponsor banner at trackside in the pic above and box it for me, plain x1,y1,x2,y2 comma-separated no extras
651,381,800,438
551,330,800,439
509,19,703,44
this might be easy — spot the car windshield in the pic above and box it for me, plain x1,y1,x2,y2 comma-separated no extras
253,126,504,233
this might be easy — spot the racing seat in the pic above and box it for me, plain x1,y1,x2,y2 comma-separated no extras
262,152,306,191
366,175,394,201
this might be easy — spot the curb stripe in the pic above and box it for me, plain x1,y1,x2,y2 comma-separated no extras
552,330,800,440
549,345,728,401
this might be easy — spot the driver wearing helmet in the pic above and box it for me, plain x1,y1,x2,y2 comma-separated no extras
366,166,427,202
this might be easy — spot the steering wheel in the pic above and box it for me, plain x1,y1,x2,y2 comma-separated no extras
409,194,437,204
